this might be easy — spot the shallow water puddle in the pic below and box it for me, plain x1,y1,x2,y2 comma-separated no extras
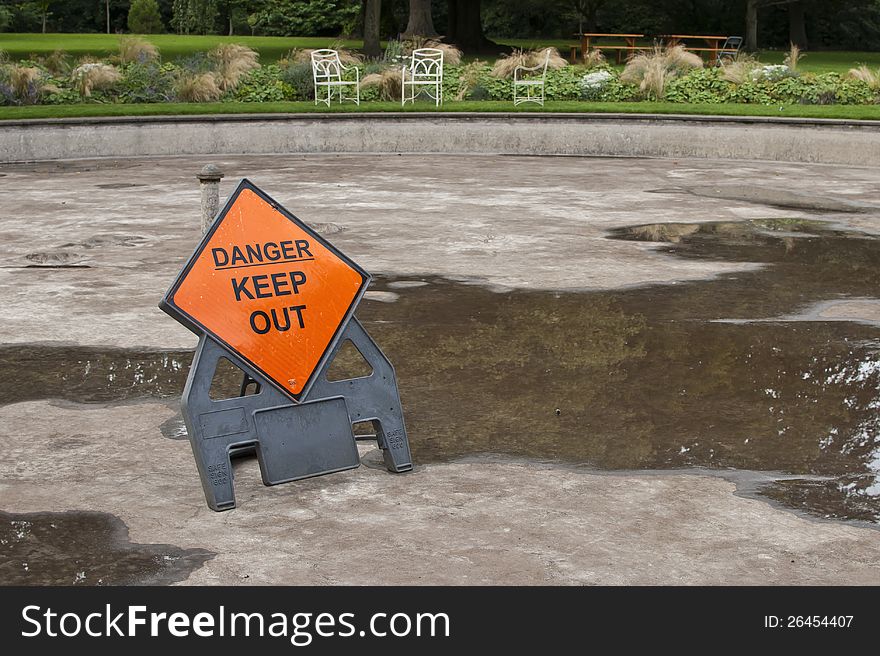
0,510,213,585
1,218,879,523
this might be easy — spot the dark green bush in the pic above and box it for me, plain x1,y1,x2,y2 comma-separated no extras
665,68,733,104
128,0,164,34
279,61,314,101
118,61,176,103
233,65,295,102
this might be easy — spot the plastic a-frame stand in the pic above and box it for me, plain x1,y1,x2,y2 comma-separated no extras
181,318,412,511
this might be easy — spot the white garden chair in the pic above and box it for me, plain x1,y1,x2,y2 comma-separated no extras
513,49,550,106
402,48,444,107
311,49,360,107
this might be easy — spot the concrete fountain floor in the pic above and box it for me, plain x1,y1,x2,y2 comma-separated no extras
2,153,880,585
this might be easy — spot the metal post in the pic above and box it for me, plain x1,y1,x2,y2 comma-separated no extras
197,164,224,234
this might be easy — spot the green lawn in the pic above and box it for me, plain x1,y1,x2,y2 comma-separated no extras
2,33,880,74
2,100,879,121
755,49,880,74
0,33,363,63
499,38,880,73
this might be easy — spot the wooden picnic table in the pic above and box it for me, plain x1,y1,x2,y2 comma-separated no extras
574,33,646,64
656,34,729,64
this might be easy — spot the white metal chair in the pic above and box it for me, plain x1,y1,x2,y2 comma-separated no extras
311,49,360,107
513,49,550,106
402,48,444,107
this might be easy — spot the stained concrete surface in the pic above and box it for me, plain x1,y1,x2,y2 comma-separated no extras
4,114,880,166
2,154,880,585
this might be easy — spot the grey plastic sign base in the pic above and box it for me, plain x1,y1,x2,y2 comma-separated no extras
181,318,412,511
304,317,413,475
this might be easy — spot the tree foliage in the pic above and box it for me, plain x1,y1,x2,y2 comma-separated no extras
0,0,878,50
246,0,360,36
171,0,218,34
129,0,165,33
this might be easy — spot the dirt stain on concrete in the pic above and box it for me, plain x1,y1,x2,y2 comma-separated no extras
0,510,213,585
1,218,878,523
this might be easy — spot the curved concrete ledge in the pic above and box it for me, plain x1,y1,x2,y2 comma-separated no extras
2,112,879,165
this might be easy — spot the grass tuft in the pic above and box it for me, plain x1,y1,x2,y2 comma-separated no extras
118,37,159,64
847,65,880,91
70,62,121,97
174,72,222,102
621,46,703,99
492,47,566,79
209,43,259,92
720,53,761,85
359,69,401,101
784,43,804,72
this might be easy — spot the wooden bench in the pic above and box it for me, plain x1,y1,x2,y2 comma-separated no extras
573,33,646,64
569,46,653,64
658,35,728,64
570,34,733,65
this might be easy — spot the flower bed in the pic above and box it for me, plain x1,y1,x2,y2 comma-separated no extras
1,40,878,109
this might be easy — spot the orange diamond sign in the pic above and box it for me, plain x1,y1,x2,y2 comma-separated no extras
160,179,370,402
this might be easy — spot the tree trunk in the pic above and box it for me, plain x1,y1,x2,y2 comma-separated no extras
106,0,110,34
585,0,603,33
42,10,47,33
586,7,598,33
745,0,758,52
402,0,437,38
363,0,382,57
446,0,495,51
788,1,808,49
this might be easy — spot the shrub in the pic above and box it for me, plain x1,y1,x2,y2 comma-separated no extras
620,46,703,100
465,84,491,101
544,66,587,100
580,69,614,100
751,64,795,82
43,49,71,76
727,79,776,104
358,74,381,101
118,36,159,64
402,37,462,66
210,44,260,92
665,67,732,104
454,60,487,100
383,39,404,65
582,49,606,69
119,61,176,102
596,78,640,101
70,63,121,97
359,69,401,101
847,65,880,92
2,64,42,104
174,72,222,102
233,65,294,102
175,52,212,74
774,72,875,105
279,60,314,100
0,77,15,106
43,87,83,105
831,77,876,104
719,53,760,85
784,43,803,73
128,0,164,34
492,47,567,79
